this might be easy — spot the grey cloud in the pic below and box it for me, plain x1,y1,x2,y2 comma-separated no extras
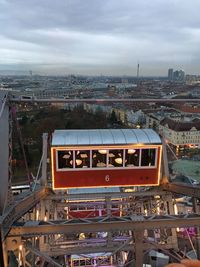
0,0,200,75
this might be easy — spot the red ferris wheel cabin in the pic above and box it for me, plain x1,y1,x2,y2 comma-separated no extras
51,129,162,189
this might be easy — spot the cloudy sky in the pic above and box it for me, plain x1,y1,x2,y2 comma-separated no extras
0,0,200,76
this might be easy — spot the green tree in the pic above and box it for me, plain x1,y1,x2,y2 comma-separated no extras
109,110,118,124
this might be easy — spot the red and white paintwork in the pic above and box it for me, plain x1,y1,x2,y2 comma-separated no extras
51,144,162,190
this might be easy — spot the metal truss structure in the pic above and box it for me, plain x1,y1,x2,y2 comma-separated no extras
11,97,200,103
1,93,200,266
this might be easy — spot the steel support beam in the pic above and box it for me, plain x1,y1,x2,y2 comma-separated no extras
44,244,135,256
134,230,144,267
9,214,200,237
41,133,48,187
26,245,63,267
0,231,5,267
10,97,200,103
193,198,200,259
0,187,51,238
161,138,169,184
39,242,173,257
47,190,169,201
162,183,200,198
0,91,9,215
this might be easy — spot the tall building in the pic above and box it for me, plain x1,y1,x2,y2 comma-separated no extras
168,68,185,82
179,69,185,82
173,69,185,82
168,68,173,81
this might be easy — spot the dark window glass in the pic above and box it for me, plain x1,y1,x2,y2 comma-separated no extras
92,149,107,167
70,206,77,211
108,149,123,167
125,149,140,167
141,149,156,166
73,260,79,266
75,150,90,168
57,150,73,169
80,260,85,266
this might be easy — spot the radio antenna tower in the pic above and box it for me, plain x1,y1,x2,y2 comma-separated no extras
137,62,140,86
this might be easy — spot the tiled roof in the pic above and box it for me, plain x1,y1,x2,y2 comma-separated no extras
160,118,200,131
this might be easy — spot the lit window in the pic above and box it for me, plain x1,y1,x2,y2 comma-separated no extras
57,150,73,169
125,149,140,167
108,149,123,167
92,149,107,167
75,150,90,168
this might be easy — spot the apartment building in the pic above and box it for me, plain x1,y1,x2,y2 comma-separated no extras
159,118,200,146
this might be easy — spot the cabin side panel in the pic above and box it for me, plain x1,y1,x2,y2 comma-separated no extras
52,147,161,189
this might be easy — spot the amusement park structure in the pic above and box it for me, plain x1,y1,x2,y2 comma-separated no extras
1,91,200,266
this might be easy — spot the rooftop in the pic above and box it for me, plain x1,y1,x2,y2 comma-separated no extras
160,118,200,131
52,129,161,146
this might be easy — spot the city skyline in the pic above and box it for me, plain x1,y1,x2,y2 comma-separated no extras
0,0,200,76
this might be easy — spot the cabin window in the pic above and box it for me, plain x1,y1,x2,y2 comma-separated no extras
57,147,158,170
92,149,107,167
125,149,140,167
75,150,90,168
70,205,77,211
73,260,80,266
108,149,123,167
57,150,73,169
141,148,156,166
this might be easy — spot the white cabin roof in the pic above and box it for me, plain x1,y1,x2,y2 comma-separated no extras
52,129,161,146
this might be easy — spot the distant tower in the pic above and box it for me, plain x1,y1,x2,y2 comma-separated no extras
137,63,140,86
168,68,173,81
137,63,140,80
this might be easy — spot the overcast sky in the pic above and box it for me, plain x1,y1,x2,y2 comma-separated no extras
0,0,200,76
